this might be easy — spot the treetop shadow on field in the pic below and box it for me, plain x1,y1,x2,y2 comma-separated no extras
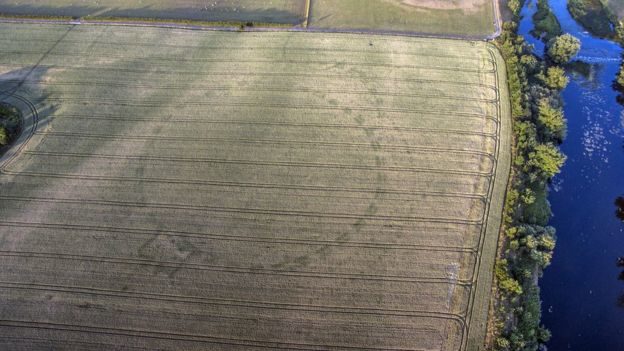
0,4,304,24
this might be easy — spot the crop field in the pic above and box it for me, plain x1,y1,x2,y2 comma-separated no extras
308,0,496,36
0,24,510,350
0,0,307,24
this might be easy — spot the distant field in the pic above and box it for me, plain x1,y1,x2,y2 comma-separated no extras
606,0,624,18
0,24,510,350
0,0,307,24
308,0,496,36
0,0,499,36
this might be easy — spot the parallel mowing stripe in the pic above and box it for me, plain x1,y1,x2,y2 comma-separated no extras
45,116,498,146
30,133,497,154
0,196,485,225
18,82,498,103
0,282,470,315
42,99,499,122
0,221,480,253
0,320,463,351
0,251,473,284
0,66,497,90
0,37,494,61
21,151,495,177
0,337,151,351
0,171,489,200
0,60,495,74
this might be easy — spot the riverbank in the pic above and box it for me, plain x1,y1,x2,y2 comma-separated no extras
487,1,571,349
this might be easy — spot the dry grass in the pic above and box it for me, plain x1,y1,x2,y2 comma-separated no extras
0,24,510,350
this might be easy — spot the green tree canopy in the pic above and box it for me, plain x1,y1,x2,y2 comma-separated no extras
528,143,566,179
537,99,566,141
547,34,581,64
543,66,569,90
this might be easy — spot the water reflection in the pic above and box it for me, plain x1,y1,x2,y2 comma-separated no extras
616,196,624,221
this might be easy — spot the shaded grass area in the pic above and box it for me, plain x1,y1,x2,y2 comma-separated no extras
0,24,510,351
308,0,496,36
607,0,624,19
0,0,307,25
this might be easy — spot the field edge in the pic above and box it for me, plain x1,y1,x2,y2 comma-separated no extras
465,43,512,351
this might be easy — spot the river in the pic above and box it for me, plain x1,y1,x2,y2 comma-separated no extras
517,0,624,349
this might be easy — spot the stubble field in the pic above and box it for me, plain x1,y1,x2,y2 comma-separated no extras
0,24,510,351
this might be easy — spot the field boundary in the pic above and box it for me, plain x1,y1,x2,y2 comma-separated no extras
464,44,512,351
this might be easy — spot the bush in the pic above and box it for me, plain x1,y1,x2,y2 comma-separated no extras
547,34,581,64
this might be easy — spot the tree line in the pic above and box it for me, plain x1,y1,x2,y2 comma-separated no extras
491,2,580,350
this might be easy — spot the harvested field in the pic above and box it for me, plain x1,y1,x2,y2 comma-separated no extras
0,0,307,24
308,0,496,36
0,24,510,351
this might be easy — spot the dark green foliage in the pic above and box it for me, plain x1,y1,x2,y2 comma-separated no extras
0,126,8,146
522,185,552,225
531,0,561,41
0,103,20,147
568,0,617,39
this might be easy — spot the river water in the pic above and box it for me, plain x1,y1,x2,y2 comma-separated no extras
517,0,624,349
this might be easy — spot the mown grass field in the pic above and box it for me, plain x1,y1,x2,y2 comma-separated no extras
0,24,510,350
308,0,496,36
0,0,307,24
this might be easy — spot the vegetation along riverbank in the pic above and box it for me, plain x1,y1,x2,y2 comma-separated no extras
488,0,579,350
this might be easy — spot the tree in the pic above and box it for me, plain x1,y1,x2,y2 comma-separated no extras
547,34,581,64
537,99,566,141
543,66,569,90
527,143,566,179
617,65,624,88
0,126,8,146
